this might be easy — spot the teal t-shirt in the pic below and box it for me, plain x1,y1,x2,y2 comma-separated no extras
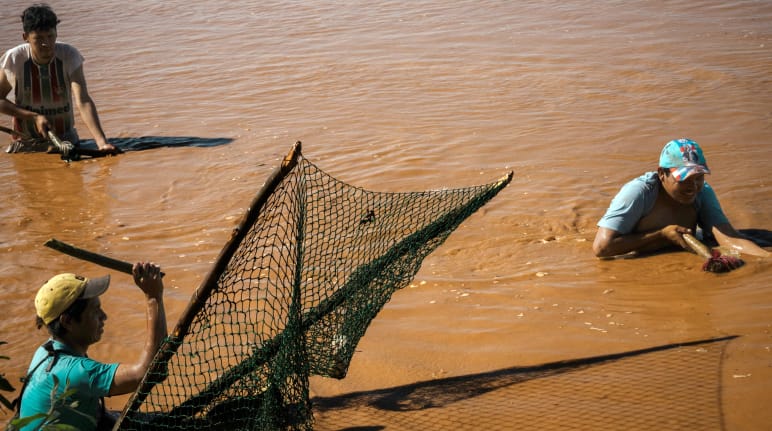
19,340,118,431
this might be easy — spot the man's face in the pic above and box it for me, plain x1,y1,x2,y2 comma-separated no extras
659,168,705,205
69,297,108,346
23,28,57,65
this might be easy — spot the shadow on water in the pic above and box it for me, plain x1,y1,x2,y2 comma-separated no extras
738,229,772,248
75,136,233,157
312,335,737,431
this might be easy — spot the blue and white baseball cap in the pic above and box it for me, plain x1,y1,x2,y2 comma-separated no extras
659,138,710,181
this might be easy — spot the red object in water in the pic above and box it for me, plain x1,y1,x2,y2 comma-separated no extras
702,249,745,273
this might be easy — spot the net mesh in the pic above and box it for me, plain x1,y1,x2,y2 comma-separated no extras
116,142,512,430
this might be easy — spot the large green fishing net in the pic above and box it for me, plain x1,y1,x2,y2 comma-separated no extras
116,142,512,430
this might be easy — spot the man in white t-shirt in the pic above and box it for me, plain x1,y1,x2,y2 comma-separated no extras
0,4,117,154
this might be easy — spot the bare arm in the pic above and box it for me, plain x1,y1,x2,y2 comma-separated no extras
593,225,692,258
69,65,117,152
712,223,770,258
109,261,167,396
0,69,49,135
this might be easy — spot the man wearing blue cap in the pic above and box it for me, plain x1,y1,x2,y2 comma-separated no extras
593,138,770,258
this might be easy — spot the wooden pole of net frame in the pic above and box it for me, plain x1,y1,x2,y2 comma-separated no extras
42,142,302,424
119,141,303,419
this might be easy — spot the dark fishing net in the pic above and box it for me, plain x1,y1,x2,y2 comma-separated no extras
115,142,512,430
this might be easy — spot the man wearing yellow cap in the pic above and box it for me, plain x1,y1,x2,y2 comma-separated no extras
593,138,770,258
15,261,166,430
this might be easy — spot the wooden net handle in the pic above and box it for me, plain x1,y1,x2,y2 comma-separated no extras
44,238,164,277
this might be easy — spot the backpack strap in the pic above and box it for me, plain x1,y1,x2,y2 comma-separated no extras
10,340,65,413
11,341,112,429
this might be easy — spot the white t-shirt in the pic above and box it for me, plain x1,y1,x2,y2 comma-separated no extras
1,42,83,149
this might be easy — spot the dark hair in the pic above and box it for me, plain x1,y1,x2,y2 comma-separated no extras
21,4,60,34
36,297,89,337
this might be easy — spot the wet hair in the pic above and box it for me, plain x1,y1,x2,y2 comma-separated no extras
36,296,89,337
21,4,60,34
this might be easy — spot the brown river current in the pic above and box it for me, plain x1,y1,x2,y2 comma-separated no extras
1,1,771,429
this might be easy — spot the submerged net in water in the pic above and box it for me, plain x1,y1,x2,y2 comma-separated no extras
115,142,512,430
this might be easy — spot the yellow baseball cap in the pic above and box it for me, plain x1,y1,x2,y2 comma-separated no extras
35,273,110,325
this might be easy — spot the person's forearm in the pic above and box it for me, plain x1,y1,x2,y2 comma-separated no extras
108,295,167,396
596,230,670,257
0,99,37,121
713,229,770,257
110,262,166,396
77,98,108,146
139,296,167,371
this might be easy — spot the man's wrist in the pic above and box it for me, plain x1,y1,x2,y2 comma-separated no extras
145,295,163,304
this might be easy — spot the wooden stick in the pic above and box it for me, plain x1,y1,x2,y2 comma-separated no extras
0,125,32,141
117,141,302,422
44,238,164,277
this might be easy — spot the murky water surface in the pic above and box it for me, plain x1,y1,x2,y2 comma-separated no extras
1,1,770,429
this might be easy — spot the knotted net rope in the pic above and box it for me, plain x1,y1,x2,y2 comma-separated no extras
116,142,512,430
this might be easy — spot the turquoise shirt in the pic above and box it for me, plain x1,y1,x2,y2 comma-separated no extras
19,340,118,431
598,172,729,236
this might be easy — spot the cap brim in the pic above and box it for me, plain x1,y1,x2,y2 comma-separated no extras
82,274,110,298
688,165,710,177
671,165,710,182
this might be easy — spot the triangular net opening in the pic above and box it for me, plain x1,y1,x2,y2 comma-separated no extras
116,142,512,430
